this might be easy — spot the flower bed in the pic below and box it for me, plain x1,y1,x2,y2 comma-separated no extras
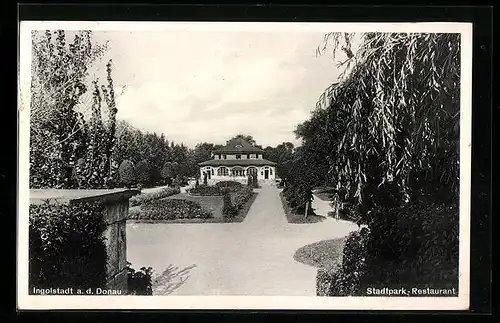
231,186,254,210
130,187,181,207
188,185,223,196
128,198,213,220
215,181,243,192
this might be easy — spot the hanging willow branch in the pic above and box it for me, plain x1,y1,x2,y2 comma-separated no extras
305,32,461,207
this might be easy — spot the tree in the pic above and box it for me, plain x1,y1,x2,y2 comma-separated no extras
304,32,461,223
29,30,120,190
161,161,178,185
230,134,256,146
29,30,107,188
135,159,152,186
118,160,136,188
193,142,214,164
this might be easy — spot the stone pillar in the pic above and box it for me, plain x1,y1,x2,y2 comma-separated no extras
30,189,139,294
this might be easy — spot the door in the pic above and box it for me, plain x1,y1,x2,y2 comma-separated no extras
264,169,269,179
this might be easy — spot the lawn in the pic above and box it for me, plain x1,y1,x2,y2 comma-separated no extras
293,238,347,272
279,191,326,224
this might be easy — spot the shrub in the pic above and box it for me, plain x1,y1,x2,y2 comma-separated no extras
128,198,213,220
135,159,152,186
321,199,459,296
252,174,259,188
118,160,136,187
189,185,223,196
222,191,238,217
127,262,153,295
216,180,243,192
29,201,107,292
231,186,254,210
195,179,199,188
161,161,178,182
327,228,370,296
129,187,181,207
172,175,182,188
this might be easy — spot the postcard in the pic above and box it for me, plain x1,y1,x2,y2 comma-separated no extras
18,21,472,310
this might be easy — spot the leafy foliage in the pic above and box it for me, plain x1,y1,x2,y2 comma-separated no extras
118,159,136,187
29,201,107,291
309,32,460,220
126,262,153,295
216,180,243,192
189,185,223,196
222,191,238,217
230,186,254,210
128,198,213,220
135,159,152,186
129,187,181,207
30,30,118,189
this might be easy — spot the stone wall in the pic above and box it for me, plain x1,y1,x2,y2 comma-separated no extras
30,189,139,294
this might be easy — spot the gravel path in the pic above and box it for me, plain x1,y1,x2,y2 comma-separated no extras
126,185,358,296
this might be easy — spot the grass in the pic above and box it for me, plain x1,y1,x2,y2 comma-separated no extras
293,238,347,272
314,191,334,201
128,191,258,224
279,191,326,224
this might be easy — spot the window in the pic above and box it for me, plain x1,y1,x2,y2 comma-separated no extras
217,167,228,176
223,155,227,159
235,144,243,148
232,166,244,176
247,167,258,176
212,169,215,175
270,168,273,175
236,154,241,160
247,154,250,159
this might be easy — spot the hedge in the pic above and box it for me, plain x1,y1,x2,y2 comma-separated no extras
127,262,153,295
128,198,213,220
129,187,181,207
188,185,223,196
216,181,243,192
318,199,459,296
222,191,238,217
29,201,107,291
231,186,254,210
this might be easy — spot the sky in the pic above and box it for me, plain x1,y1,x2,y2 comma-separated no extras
84,28,350,148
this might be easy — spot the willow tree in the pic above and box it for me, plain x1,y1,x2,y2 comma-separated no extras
306,32,460,222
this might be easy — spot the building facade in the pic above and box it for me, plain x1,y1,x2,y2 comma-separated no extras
198,138,276,185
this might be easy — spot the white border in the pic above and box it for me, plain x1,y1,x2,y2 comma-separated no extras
17,21,472,310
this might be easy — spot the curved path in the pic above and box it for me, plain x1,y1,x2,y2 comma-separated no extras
126,185,358,296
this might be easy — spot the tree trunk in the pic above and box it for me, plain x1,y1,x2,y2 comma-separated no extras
304,201,309,219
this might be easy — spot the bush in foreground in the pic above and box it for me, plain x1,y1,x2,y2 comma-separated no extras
318,199,459,296
129,187,181,207
127,262,153,295
29,201,107,291
128,198,213,220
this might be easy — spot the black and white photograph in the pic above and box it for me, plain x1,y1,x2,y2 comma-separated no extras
17,21,472,310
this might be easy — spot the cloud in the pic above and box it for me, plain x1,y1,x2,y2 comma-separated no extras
91,30,340,148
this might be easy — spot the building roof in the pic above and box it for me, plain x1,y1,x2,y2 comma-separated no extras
198,159,276,167
213,137,264,154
